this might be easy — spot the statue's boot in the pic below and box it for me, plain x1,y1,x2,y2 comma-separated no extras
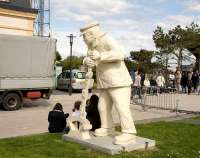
114,133,136,145
94,128,114,137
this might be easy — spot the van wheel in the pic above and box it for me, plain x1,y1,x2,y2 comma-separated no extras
3,93,22,111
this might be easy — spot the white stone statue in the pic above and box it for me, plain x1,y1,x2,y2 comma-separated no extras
81,21,137,145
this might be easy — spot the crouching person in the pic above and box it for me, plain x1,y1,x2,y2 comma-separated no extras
48,103,69,133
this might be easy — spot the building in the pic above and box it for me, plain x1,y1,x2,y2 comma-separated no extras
0,0,37,36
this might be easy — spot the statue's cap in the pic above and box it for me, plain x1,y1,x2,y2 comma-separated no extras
80,21,99,35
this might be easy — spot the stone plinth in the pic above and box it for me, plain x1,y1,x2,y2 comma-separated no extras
63,132,155,155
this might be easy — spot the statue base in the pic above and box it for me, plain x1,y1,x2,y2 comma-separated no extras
63,132,155,155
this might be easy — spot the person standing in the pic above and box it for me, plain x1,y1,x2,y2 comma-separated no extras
175,69,182,92
156,72,165,94
143,75,150,93
150,75,158,95
192,70,199,93
134,71,142,98
187,70,193,95
181,71,188,93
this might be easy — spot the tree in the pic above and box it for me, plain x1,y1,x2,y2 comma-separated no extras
168,25,186,69
184,23,200,70
130,49,161,73
55,51,62,66
153,23,200,71
62,56,84,70
153,26,176,70
124,57,137,72
56,51,62,61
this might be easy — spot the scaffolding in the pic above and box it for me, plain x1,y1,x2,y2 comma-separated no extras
31,0,50,37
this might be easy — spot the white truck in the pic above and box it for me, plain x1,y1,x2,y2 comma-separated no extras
0,34,56,110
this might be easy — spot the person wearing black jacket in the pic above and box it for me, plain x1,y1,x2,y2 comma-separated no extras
48,103,69,133
86,95,101,131
181,71,188,93
192,70,199,93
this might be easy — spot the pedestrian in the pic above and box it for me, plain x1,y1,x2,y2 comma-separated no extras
150,75,158,95
71,101,82,129
156,72,165,94
175,69,182,92
140,72,145,87
86,94,101,131
72,101,81,117
192,70,199,93
187,70,193,95
181,71,188,93
48,103,69,133
134,71,142,98
144,75,150,93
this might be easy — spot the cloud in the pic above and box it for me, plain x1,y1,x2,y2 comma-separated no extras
184,0,200,13
166,15,196,26
50,0,156,57
51,0,135,22
155,14,200,30
54,10,93,22
50,0,200,59
101,19,155,51
52,17,156,58
52,31,87,58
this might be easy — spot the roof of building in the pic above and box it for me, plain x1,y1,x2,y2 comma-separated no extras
0,0,37,14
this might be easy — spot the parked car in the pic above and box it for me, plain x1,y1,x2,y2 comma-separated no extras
57,69,93,91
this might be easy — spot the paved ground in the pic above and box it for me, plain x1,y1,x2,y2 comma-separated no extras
0,90,199,139
176,93,200,112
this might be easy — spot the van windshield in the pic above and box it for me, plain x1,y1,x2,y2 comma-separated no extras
75,72,86,79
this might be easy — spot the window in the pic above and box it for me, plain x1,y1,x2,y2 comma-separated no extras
75,72,86,79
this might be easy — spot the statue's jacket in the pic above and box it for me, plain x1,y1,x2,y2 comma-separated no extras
93,34,133,89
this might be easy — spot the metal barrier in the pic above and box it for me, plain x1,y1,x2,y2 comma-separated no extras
131,86,178,112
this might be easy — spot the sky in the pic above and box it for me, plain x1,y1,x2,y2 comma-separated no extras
50,0,200,59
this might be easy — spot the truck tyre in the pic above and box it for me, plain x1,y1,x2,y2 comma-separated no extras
0,103,4,110
2,93,22,111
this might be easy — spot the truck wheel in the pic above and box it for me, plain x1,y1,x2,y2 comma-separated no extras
0,103,4,110
3,93,22,111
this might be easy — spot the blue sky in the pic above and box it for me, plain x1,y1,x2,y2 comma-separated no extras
50,0,200,58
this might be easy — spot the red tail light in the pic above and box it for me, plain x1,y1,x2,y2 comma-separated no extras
71,80,76,84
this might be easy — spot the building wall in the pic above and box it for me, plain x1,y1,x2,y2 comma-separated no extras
0,8,36,36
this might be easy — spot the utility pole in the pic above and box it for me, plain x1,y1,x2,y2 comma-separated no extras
67,34,76,96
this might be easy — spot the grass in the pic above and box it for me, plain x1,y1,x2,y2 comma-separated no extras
192,115,200,120
0,122,200,158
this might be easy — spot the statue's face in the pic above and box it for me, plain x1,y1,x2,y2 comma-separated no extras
82,26,101,47
83,30,95,46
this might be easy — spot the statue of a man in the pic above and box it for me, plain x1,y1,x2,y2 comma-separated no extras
81,22,137,145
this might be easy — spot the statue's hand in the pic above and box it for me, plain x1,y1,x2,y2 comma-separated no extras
89,50,100,61
83,57,95,67
86,71,93,79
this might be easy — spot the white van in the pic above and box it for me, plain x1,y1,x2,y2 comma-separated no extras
57,69,93,91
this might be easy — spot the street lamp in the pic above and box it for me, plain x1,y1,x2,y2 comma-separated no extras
67,34,76,96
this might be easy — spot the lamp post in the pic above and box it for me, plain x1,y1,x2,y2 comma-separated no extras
67,34,76,96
